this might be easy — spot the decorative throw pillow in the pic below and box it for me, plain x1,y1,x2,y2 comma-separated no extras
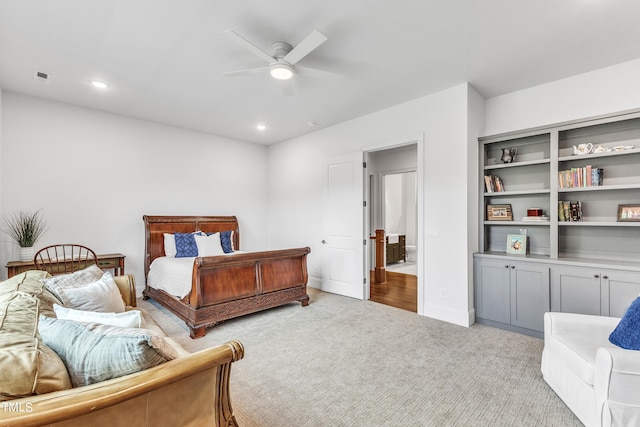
174,232,199,258
38,316,179,387
164,233,177,257
42,264,104,303
220,230,235,253
0,291,72,399
195,232,224,256
56,271,125,313
609,296,640,350
0,270,60,317
53,304,142,328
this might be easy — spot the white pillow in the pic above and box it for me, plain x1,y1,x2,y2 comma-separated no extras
57,272,125,313
42,264,104,303
194,232,224,256
164,233,177,257
53,304,142,328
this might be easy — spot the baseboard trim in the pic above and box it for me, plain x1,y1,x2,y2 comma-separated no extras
423,303,474,327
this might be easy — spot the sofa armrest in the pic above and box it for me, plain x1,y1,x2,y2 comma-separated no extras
595,346,640,426
112,274,136,307
544,312,620,342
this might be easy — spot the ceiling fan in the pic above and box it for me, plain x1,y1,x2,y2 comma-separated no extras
221,29,342,94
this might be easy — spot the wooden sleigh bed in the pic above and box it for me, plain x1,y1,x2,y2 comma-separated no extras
143,215,310,338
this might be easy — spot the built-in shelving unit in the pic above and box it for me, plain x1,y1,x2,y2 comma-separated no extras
475,109,640,337
479,109,640,264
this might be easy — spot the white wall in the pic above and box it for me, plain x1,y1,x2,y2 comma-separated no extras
368,145,418,244
0,92,269,289
267,83,479,327
384,172,416,246
485,58,640,136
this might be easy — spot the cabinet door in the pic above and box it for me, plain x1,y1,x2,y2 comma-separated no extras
475,259,511,324
551,267,602,315
605,270,640,317
510,263,550,332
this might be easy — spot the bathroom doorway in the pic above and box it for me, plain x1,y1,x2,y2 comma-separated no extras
367,144,418,312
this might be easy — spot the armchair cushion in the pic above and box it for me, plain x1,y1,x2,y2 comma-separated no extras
609,296,640,350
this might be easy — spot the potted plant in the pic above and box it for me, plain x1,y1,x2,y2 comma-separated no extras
2,209,49,262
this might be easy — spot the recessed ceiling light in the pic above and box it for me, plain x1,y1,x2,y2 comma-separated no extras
307,121,318,127
91,81,109,89
256,124,266,131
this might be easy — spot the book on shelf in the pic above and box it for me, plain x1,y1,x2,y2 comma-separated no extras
522,216,549,221
558,200,583,221
484,175,505,192
558,166,604,188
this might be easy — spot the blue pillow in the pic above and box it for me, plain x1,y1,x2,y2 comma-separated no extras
174,232,198,257
609,296,640,350
220,230,234,253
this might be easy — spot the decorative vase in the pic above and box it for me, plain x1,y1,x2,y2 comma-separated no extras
19,246,34,262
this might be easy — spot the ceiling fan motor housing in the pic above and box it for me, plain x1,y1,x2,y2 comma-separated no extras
271,41,293,59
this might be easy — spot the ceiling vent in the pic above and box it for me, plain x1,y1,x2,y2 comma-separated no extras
34,71,50,83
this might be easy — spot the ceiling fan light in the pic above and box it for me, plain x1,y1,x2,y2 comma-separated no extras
270,64,293,80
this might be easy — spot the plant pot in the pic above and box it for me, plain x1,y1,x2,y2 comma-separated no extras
19,247,34,262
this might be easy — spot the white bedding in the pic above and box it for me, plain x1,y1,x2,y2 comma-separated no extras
148,253,243,298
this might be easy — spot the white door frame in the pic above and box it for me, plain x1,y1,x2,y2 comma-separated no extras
363,133,425,315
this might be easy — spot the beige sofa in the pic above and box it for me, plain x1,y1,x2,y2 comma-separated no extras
0,270,244,427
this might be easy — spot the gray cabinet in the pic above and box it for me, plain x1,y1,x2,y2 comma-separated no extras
475,257,550,336
551,266,640,317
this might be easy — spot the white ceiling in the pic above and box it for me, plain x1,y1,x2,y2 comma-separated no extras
2,1,640,144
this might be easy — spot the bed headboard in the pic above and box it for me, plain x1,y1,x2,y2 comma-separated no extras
142,215,240,279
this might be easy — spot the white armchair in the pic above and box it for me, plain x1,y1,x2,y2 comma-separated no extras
542,312,640,427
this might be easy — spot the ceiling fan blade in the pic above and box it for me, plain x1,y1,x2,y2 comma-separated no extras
222,66,269,77
296,66,343,81
280,79,294,96
283,30,327,65
222,29,274,63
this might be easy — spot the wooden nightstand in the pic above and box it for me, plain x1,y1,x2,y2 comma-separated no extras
6,253,125,278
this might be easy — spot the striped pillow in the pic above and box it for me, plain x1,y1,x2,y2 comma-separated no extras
38,316,179,387
41,264,104,303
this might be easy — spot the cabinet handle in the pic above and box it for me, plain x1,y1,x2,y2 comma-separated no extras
505,265,509,268
594,274,599,278
511,265,516,269
602,275,608,279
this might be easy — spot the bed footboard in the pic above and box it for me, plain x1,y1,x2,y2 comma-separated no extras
143,248,310,338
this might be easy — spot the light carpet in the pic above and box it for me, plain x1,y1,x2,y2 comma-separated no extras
139,288,580,427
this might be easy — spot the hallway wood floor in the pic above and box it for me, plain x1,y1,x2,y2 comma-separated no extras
369,270,417,312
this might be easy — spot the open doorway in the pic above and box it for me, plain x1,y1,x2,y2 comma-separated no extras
366,144,418,312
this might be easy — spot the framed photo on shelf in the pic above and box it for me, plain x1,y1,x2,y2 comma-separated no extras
617,204,640,222
506,234,527,255
486,204,513,221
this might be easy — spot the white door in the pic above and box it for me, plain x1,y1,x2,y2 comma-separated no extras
322,152,365,299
